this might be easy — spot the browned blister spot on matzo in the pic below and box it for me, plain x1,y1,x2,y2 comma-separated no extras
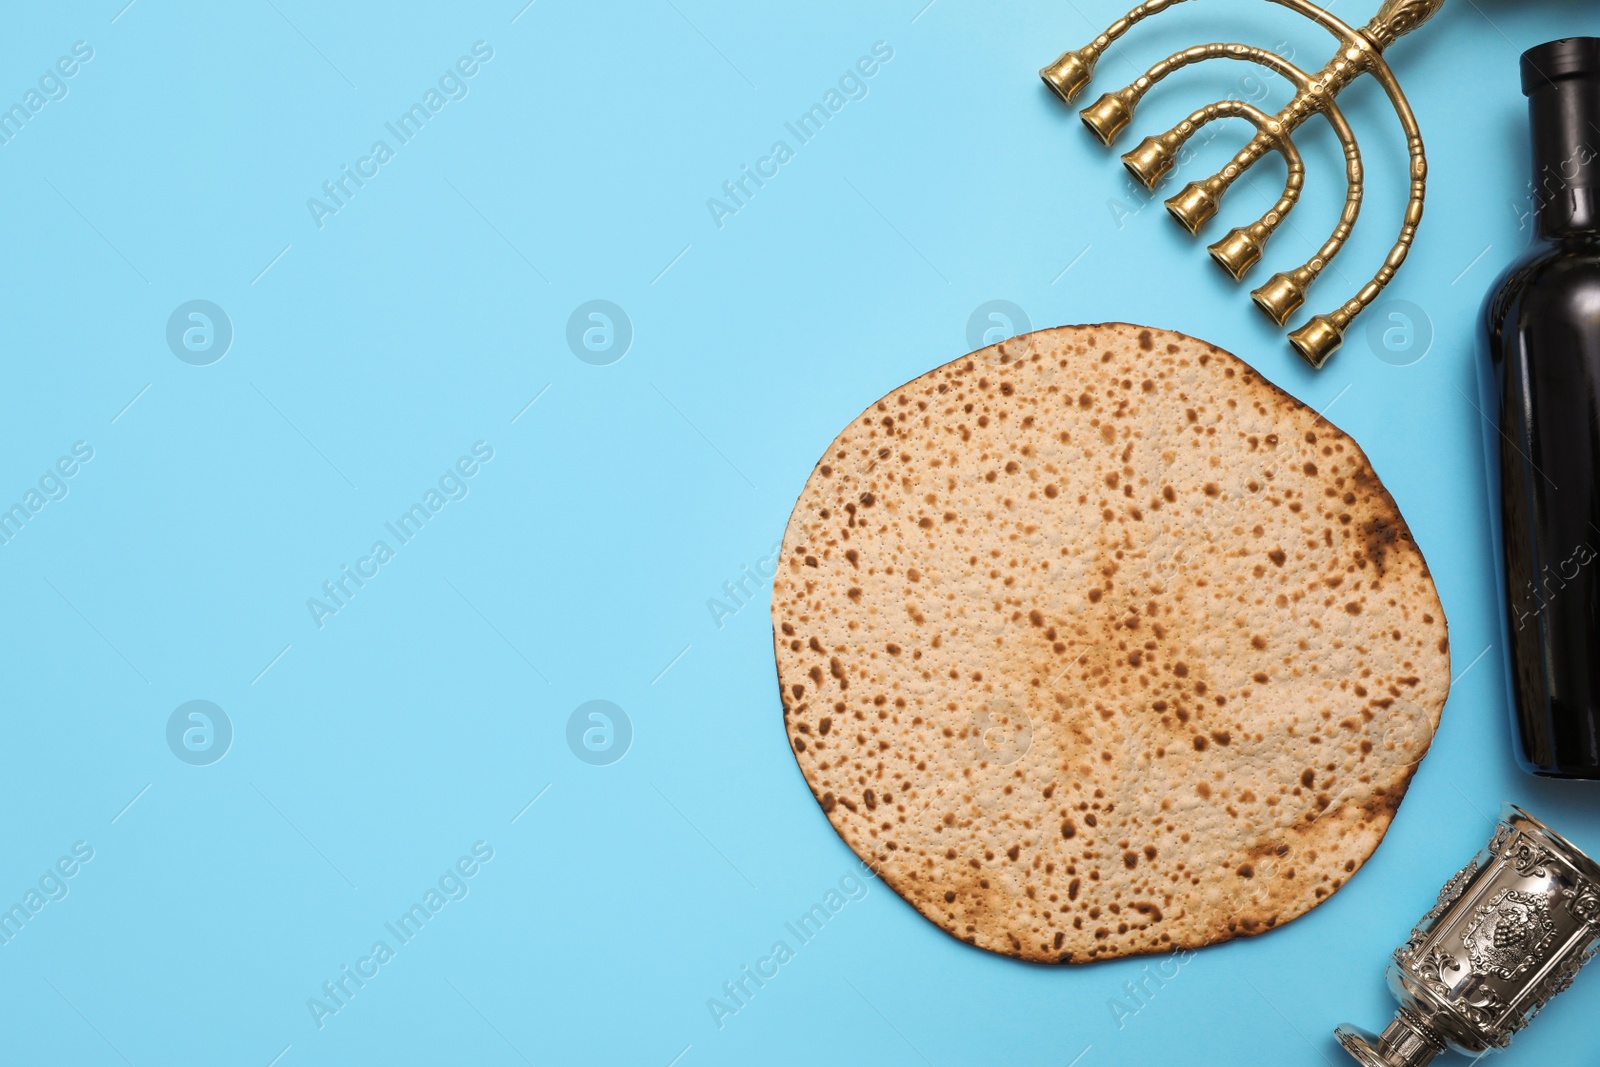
771,324,1450,965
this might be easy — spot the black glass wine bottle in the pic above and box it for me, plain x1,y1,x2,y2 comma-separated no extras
1481,38,1600,779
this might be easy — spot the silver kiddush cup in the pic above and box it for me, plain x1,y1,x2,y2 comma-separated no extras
1336,805,1600,1066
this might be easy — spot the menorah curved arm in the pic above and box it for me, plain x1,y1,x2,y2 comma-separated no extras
1196,49,1364,284
1249,131,1365,322
1196,102,1306,225
1042,0,1363,108
1040,0,1193,104
1287,56,1426,368
1213,126,1307,270
1079,43,1265,145
1116,99,1301,198
1268,0,1374,48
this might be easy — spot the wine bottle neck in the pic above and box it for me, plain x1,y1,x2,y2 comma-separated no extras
1524,39,1600,237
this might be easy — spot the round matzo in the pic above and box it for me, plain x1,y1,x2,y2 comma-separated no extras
772,323,1449,963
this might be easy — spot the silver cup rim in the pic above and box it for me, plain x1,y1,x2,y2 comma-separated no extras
1503,803,1600,883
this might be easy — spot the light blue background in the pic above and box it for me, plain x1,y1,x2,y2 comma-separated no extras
0,0,1596,1064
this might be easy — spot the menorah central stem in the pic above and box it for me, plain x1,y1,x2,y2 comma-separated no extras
1206,47,1369,213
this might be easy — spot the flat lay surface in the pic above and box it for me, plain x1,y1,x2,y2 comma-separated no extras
1,1,1596,1064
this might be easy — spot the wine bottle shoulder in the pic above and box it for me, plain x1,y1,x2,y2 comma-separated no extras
1483,238,1600,340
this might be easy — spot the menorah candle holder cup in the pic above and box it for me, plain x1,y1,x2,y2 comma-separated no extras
1040,0,1449,369
1337,805,1600,1066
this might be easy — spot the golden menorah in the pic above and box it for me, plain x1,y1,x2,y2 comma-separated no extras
1041,0,1448,369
